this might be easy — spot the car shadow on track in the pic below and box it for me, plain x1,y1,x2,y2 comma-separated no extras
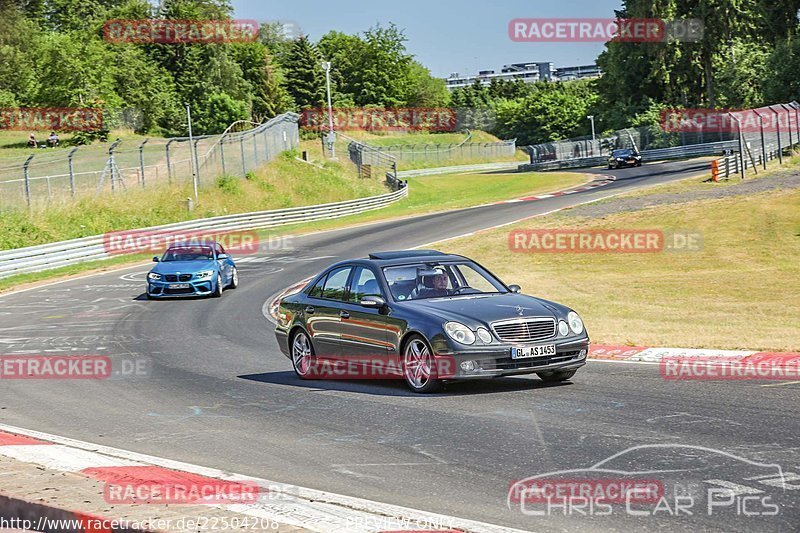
238,371,574,397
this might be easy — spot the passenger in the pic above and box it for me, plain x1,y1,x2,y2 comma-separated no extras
27,133,36,147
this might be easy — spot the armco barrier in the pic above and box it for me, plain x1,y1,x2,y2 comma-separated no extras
519,141,739,171
0,187,408,279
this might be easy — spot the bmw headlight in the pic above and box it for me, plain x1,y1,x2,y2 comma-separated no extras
195,270,214,280
147,272,161,281
476,327,493,344
558,320,570,336
445,322,476,345
567,311,584,335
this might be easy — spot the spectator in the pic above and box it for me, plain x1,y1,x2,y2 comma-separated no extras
47,131,59,148
27,133,36,148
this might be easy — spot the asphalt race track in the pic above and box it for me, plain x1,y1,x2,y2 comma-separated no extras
1,158,798,532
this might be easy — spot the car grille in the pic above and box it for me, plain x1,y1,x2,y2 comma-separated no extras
164,287,194,295
164,274,193,282
491,318,556,343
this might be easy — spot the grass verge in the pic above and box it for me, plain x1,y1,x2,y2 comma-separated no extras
0,170,590,293
439,179,800,351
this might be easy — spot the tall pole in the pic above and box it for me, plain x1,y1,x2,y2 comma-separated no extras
322,60,335,158
587,115,596,155
186,104,198,201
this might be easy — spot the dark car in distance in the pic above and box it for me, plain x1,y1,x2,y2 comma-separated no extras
274,251,589,393
608,148,642,169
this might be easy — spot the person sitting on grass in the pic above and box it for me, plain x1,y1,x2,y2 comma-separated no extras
47,131,59,147
27,133,36,147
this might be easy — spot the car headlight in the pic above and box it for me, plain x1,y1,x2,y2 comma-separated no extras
444,322,476,345
476,327,493,344
558,320,570,336
567,311,584,335
195,270,214,280
147,272,161,281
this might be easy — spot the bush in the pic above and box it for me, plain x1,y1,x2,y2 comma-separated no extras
215,175,241,194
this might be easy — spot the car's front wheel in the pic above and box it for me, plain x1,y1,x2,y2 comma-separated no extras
212,274,223,298
227,267,239,289
402,335,442,393
537,369,577,383
291,330,315,379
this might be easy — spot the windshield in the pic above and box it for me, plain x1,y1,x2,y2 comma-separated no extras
612,149,633,157
161,246,215,262
383,261,507,301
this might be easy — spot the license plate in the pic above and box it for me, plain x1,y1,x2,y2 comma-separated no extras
511,344,556,359
169,283,191,289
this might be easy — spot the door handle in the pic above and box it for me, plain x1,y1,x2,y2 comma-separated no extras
340,311,350,319
305,306,315,314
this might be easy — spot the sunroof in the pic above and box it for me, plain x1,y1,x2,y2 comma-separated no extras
368,250,447,260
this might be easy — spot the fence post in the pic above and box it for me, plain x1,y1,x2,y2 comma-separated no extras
240,136,247,174
753,110,767,170
23,154,34,209
166,139,176,185
193,139,202,184
780,104,794,151
219,139,227,176
253,131,259,165
770,107,783,164
138,139,149,187
68,147,78,196
729,113,745,178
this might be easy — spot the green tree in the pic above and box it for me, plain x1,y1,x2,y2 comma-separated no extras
282,35,325,110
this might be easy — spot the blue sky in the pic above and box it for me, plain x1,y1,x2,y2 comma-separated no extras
231,0,624,77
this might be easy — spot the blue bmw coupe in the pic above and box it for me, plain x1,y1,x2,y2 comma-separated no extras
146,241,239,299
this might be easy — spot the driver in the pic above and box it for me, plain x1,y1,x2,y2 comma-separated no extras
419,272,450,298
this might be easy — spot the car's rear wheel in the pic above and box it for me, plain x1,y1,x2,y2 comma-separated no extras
212,274,223,298
227,267,239,289
402,335,442,393
291,330,315,379
537,369,577,383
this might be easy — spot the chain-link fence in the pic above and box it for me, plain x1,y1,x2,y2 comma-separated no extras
0,113,300,211
322,132,404,190
527,123,737,162
369,139,517,165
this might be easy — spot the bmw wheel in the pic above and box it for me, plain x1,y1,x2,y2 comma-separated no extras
227,267,239,289
402,335,442,393
212,274,223,298
537,369,577,383
291,330,315,379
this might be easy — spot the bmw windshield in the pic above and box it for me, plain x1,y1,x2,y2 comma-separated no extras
160,246,215,262
383,261,507,301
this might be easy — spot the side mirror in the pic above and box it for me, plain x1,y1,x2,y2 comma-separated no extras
152,256,160,263
218,254,229,260
360,295,386,309
508,284,522,294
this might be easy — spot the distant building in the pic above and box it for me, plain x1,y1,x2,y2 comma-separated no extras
445,61,601,90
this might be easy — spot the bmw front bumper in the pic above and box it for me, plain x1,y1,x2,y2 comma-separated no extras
147,278,215,298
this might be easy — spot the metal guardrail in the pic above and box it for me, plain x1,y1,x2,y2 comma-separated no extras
398,162,520,178
0,187,409,279
519,141,739,171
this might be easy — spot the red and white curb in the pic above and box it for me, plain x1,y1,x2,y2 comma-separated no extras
589,345,799,363
495,175,616,204
0,424,527,533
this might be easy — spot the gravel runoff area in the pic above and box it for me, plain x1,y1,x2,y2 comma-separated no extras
564,171,800,218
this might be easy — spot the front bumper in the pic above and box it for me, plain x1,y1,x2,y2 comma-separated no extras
147,278,215,298
434,337,589,378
